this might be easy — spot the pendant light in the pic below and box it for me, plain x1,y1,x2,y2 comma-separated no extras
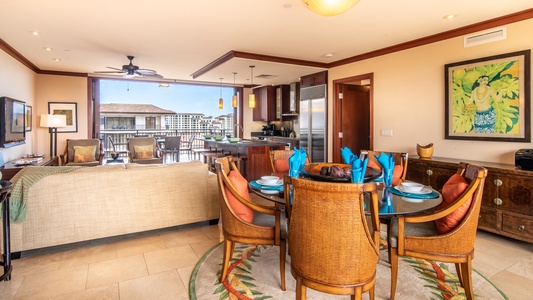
218,78,224,110
232,72,238,108
301,0,360,16
249,66,256,108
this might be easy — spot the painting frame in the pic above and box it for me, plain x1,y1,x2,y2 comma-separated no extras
445,50,531,142
25,105,32,131
48,102,78,133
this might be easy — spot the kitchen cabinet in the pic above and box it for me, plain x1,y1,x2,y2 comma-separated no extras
406,157,533,243
300,71,327,88
275,85,290,120
253,86,276,122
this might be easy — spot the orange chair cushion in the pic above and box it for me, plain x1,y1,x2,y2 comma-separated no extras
134,145,154,159
435,174,472,234
274,160,289,178
73,145,96,163
368,161,404,185
224,170,254,223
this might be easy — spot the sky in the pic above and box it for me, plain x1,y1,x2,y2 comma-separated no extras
100,79,235,117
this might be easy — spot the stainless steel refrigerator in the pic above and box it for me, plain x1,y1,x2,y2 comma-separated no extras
299,84,327,163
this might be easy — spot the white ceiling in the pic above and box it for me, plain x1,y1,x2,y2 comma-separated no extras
1,0,532,87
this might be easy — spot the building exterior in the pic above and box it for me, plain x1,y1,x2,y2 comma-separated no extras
99,103,175,130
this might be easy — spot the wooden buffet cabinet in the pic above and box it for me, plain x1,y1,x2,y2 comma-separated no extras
406,157,533,243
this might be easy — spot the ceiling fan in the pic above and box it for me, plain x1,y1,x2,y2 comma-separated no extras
95,56,163,78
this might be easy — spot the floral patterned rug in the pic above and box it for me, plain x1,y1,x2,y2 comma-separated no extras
190,241,508,300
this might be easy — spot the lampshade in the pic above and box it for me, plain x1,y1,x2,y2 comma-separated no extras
301,0,360,16
249,66,256,108
40,114,66,128
249,93,256,108
232,95,238,108
218,97,224,109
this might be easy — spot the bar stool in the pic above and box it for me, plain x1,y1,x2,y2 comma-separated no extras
204,153,226,172
193,148,218,162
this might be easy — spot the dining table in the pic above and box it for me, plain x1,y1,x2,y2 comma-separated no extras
248,174,443,216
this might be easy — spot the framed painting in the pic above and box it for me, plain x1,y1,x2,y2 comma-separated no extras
25,105,32,131
445,50,531,142
48,102,78,133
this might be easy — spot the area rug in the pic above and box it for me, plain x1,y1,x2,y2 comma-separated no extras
190,241,508,300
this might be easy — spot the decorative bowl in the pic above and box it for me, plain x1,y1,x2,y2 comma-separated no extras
416,143,434,159
261,176,280,185
401,182,424,192
229,138,240,143
203,135,213,139
214,136,224,141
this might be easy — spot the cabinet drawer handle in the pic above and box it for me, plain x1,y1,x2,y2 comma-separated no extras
518,225,525,231
494,198,503,205
426,169,433,176
494,179,503,186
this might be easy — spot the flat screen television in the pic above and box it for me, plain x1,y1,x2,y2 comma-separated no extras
0,96,26,148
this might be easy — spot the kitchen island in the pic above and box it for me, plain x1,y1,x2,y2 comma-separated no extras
201,139,285,180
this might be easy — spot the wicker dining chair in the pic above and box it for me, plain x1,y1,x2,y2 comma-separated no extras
388,162,487,300
270,149,294,179
214,156,287,291
360,150,408,186
285,177,380,299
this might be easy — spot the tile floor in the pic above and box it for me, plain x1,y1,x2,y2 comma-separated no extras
0,222,531,300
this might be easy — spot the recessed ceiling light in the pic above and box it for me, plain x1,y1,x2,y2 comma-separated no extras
43,47,53,51
53,58,61,62
323,53,334,58
30,31,40,36
283,3,292,8
443,14,457,20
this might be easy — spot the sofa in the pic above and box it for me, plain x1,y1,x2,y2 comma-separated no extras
3,160,219,253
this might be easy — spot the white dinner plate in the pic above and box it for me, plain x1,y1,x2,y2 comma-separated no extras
256,179,283,186
260,189,280,195
394,185,432,194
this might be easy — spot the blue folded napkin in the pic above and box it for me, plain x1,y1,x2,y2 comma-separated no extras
379,188,395,214
288,147,307,177
386,187,439,199
249,180,284,191
341,147,355,164
375,152,395,186
349,156,368,183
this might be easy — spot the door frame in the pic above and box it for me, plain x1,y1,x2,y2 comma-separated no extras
332,73,374,162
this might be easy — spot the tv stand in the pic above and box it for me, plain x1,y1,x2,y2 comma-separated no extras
1,156,59,181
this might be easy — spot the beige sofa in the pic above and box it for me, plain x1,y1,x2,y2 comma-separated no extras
4,160,219,253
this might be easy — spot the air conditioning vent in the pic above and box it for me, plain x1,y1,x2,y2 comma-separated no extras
464,27,506,47
256,74,277,79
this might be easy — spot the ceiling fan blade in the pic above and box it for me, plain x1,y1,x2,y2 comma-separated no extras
94,70,127,74
136,68,157,75
106,66,125,71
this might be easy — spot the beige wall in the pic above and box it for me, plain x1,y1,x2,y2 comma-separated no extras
35,75,89,156
0,51,36,162
328,19,533,165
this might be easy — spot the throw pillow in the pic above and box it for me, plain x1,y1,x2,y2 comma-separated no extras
435,174,473,234
392,164,404,186
224,170,254,223
73,145,96,163
274,159,289,178
134,145,154,159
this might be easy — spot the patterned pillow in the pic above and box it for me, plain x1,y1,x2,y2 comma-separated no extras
134,145,154,159
73,145,96,163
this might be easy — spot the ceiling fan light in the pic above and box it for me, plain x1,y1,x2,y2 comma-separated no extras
249,93,256,108
232,95,238,108
301,0,360,16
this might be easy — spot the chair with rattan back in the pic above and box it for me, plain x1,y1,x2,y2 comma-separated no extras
214,156,287,291
270,149,294,178
286,177,380,299
360,150,408,184
388,162,487,300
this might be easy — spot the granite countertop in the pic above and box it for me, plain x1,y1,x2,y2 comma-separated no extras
200,138,287,147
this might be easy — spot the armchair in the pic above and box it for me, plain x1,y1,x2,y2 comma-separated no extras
127,137,163,164
388,162,488,300
60,139,104,166
214,156,287,291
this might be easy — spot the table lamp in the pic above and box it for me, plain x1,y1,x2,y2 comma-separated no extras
40,114,66,157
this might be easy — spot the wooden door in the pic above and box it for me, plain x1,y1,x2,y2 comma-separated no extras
339,84,370,157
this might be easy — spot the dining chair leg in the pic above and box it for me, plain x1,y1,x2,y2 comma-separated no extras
220,239,234,282
279,240,286,291
459,259,474,300
295,277,306,300
389,247,399,300
369,285,375,300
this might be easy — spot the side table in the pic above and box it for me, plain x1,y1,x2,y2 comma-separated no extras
0,180,13,282
1,156,59,181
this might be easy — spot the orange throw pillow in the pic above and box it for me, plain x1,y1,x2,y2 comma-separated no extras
224,170,254,223
435,174,472,234
274,159,289,178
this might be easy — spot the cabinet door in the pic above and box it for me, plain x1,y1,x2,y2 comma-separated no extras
252,89,263,121
275,87,281,120
486,173,533,215
406,159,456,189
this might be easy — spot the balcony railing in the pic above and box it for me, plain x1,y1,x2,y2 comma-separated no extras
99,128,233,158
